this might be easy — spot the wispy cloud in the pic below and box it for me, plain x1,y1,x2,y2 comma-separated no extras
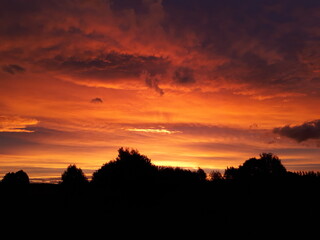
127,127,180,134
142,70,164,96
0,116,39,133
2,64,25,74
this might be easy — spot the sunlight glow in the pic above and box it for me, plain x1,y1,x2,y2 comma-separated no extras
127,128,181,134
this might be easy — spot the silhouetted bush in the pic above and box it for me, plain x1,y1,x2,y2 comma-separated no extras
2,170,29,185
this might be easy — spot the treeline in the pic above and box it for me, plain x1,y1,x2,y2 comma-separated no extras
1,148,319,235
2,148,320,186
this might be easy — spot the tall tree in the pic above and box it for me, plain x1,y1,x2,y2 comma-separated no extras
91,147,157,187
61,164,88,187
238,153,287,179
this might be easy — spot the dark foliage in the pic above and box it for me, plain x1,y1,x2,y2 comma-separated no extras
209,170,223,181
92,147,207,186
224,153,287,180
91,147,158,189
157,166,206,186
2,170,29,185
61,164,88,187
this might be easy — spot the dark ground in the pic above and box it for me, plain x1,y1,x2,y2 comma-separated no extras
1,178,319,237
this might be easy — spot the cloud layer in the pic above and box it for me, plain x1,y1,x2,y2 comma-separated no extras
1,0,320,96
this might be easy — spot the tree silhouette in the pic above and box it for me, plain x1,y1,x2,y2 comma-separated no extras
2,172,15,184
61,164,88,187
2,170,29,185
91,147,157,188
238,153,287,179
15,170,30,184
197,168,207,181
224,167,238,180
224,153,287,179
210,170,223,181
223,153,287,180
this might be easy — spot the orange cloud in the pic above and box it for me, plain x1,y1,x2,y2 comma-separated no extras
0,116,39,132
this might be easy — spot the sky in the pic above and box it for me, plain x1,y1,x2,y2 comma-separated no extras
1,0,320,182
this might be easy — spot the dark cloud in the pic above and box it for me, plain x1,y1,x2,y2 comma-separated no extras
2,64,25,74
143,71,164,96
91,98,103,103
214,53,310,91
273,120,320,142
173,67,195,84
1,0,320,96
162,0,320,94
110,0,150,14
38,52,170,81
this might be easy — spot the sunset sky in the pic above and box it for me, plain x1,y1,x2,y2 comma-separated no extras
1,0,320,182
